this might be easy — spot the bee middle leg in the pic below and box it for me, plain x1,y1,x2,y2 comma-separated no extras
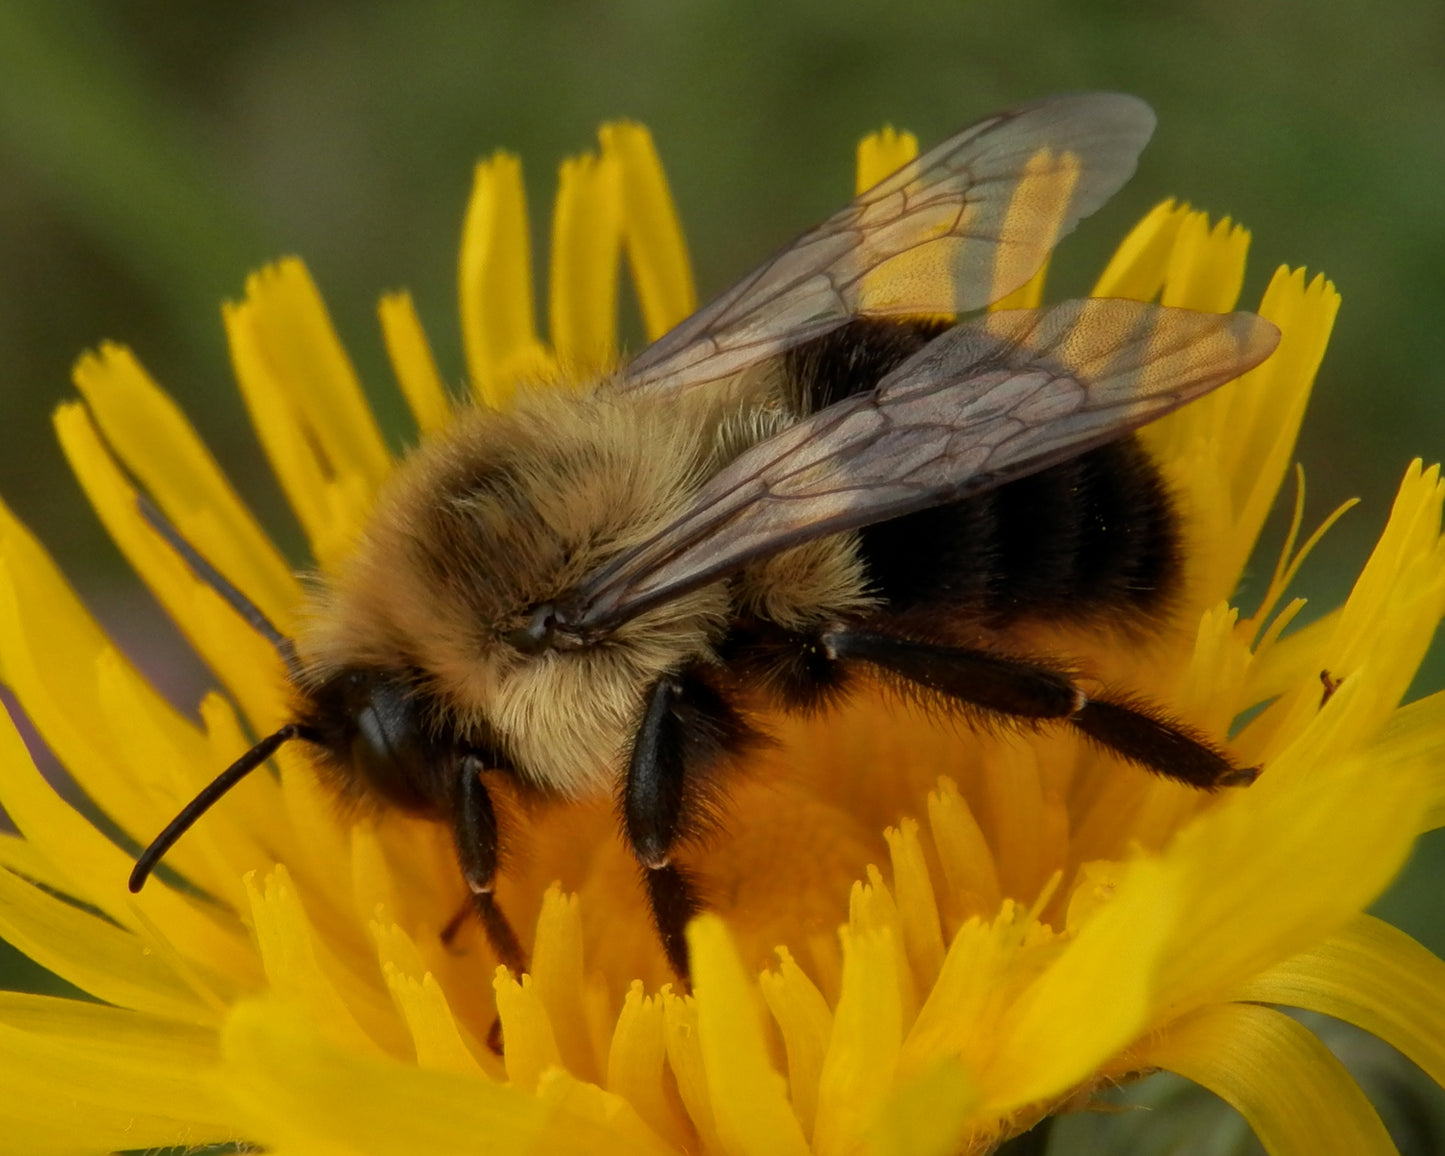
819,629,1256,789
451,755,528,975
623,669,763,984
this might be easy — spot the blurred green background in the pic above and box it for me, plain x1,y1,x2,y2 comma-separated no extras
0,2,1442,1150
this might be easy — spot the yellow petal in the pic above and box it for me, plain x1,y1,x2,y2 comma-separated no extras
1150,265,1341,611
1371,688,1445,829
606,981,694,1150
459,152,553,408
759,947,833,1142
849,868,918,1022
535,1067,676,1155
855,126,918,194
1160,211,1249,312
0,687,255,990
813,926,903,1156
549,149,622,375
927,775,1001,917
1253,462,1445,781
532,885,600,1081
223,258,390,561
1152,748,1425,1015
1090,199,1187,299
372,910,489,1078
223,996,637,1156
662,989,721,1151
0,864,220,1024
245,866,403,1058
494,968,562,1093
0,994,235,1155
1139,1002,1395,1156
885,818,946,987
1234,913,1445,1089
689,914,810,1156
981,857,1175,1114
602,122,696,340
866,1058,979,1156
53,403,286,730
69,342,298,626
379,291,452,434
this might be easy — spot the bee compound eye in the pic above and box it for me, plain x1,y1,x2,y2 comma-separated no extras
504,603,558,654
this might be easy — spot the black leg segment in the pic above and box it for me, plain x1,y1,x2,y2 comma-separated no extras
623,669,761,982
823,631,1083,719
452,756,527,975
1070,698,1256,788
822,628,1255,789
644,862,705,986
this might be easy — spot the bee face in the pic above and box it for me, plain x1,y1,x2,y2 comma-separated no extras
129,93,1278,986
298,386,738,799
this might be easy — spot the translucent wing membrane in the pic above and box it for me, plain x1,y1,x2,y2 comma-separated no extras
568,300,1280,630
618,92,1156,396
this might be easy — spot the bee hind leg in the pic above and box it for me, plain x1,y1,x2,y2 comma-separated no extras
820,629,1256,789
623,669,766,985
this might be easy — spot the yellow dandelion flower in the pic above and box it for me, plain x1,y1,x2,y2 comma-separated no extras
1,103,1443,1156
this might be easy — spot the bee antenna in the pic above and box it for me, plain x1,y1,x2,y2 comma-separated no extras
128,721,318,893
135,492,302,678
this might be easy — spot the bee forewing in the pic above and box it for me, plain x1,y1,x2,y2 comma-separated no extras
618,92,1157,397
574,300,1279,630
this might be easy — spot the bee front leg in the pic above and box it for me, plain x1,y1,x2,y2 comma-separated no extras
623,670,762,984
451,756,528,975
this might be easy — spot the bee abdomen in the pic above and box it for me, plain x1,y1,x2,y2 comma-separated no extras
783,317,1181,630
857,438,1180,627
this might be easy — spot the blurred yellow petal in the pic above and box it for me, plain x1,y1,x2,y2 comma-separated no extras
223,996,632,1156
0,863,218,1023
885,818,946,984
1140,1002,1396,1156
459,152,553,408
1090,198,1187,299
1152,747,1425,1015
662,989,722,1152
603,122,695,340
856,125,918,194
867,1058,979,1156
0,997,234,1156
246,866,403,1057
1371,688,1445,829
70,342,297,625
494,968,563,1093
549,149,622,375
379,291,452,435
223,259,389,562
1236,914,1445,1089
54,403,286,729
532,884,601,1080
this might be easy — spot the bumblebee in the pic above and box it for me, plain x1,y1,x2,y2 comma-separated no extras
130,93,1278,981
